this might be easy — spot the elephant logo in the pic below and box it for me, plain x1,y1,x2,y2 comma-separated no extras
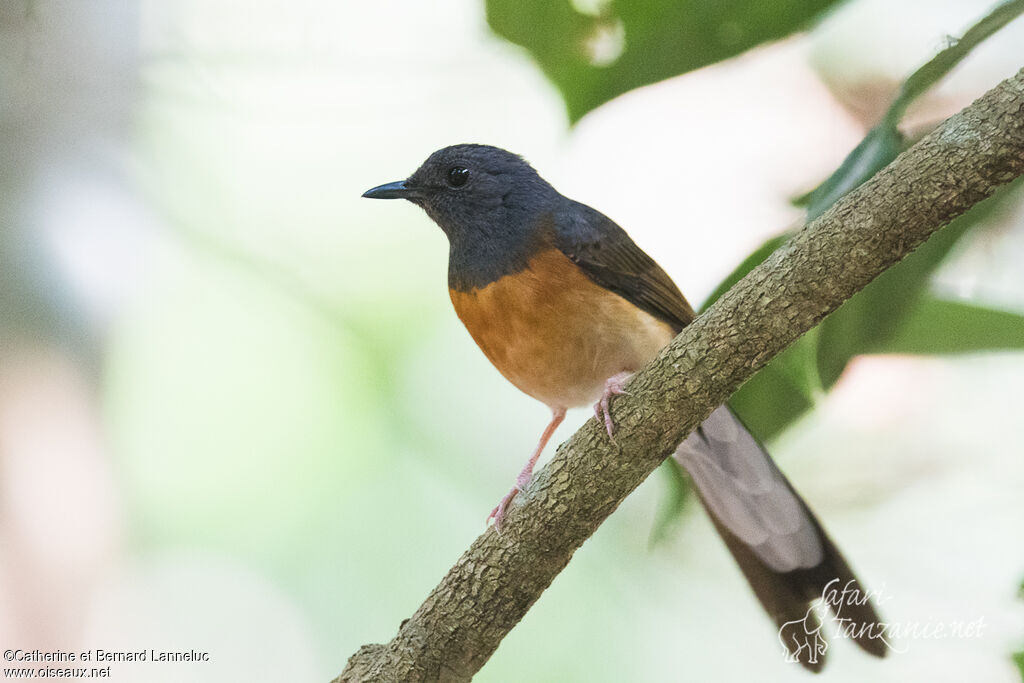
778,605,828,666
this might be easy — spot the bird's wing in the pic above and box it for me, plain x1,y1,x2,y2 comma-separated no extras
552,201,695,332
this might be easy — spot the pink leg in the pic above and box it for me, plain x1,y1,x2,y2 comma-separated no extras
488,407,567,531
594,371,633,439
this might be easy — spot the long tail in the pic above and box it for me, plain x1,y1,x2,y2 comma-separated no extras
673,406,887,672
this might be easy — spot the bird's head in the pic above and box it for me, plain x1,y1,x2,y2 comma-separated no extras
362,144,558,242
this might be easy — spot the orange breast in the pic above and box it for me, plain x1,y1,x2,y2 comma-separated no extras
449,248,676,409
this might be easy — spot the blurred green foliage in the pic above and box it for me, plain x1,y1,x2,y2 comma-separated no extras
484,0,1024,544
1016,579,1024,681
687,0,1024,533
486,0,844,123
804,0,1024,221
803,123,904,221
813,185,1024,389
715,0,1024,434
723,180,1024,442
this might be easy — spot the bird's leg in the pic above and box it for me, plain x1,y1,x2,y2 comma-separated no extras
594,371,633,439
488,406,567,531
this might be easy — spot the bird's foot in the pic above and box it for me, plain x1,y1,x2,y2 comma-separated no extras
594,371,633,439
487,474,531,532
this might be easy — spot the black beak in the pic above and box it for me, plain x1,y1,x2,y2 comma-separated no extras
361,180,424,200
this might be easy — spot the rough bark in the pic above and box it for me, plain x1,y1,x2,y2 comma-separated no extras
336,69,1024,682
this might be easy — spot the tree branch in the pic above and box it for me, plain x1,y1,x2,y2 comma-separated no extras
335,68,1024,682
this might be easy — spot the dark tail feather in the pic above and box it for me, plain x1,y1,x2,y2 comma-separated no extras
675,407,887,671
704,494,887,671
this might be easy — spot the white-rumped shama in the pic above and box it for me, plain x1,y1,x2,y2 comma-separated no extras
363,144,886,670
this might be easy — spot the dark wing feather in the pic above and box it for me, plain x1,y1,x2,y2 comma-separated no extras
552,200,695,333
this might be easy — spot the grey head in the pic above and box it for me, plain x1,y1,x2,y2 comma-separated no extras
363,144,564,289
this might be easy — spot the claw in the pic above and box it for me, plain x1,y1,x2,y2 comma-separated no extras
486,485,522,532
593,371,633,440
481,479,524,532
487,469,536,531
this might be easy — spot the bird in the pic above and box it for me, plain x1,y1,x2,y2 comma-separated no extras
362,143,887,670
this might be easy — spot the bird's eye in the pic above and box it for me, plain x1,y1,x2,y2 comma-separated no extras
447,166,470,187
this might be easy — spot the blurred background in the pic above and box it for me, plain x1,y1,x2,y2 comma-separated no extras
2,0,1024,681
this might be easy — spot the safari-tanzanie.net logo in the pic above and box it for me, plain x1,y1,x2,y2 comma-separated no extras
778,578,986,666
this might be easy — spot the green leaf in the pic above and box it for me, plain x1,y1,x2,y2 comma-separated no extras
643,1,1024,544
814,181,1020,388
884,297,1024,355
704,176,1021,444
485,0,845,123
729,332,821,442
803,0,1024,222
884,0,1024,125
805,124,904,221
724,182,1022,440
792,0,1024,387
648,459,691,548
